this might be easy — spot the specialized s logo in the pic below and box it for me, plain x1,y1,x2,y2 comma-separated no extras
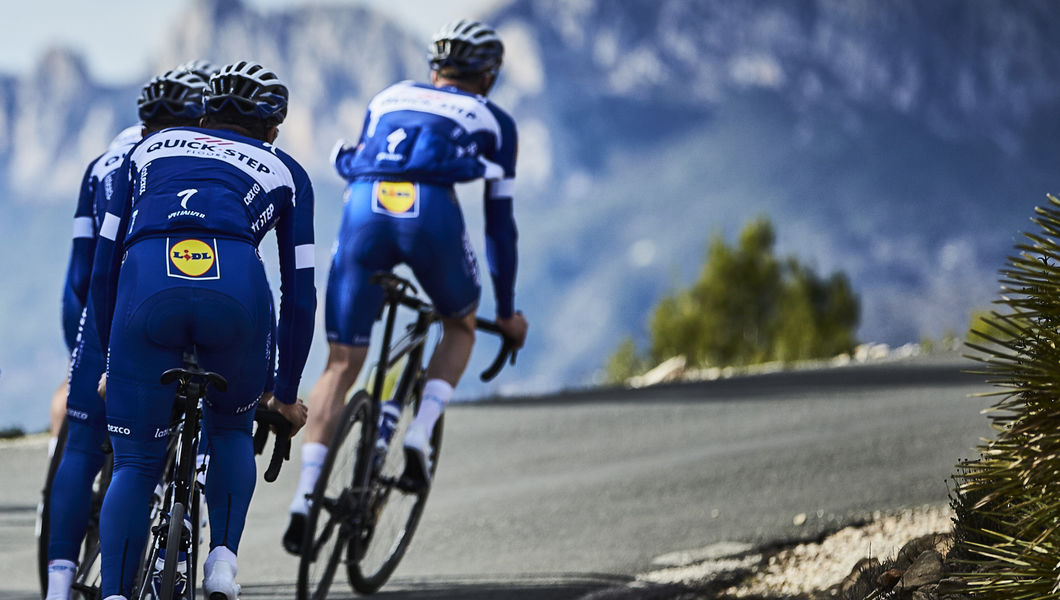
167,238,221,280
372,181,419,218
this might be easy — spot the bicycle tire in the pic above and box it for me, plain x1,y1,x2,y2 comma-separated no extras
189,484,200,600
346,388,444,594
37,418,68,597
296,392,373,600
160,501,185,599
131,435,179,600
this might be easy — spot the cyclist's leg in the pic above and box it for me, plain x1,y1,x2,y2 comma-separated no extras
189,240,271,594
45,309,107,599
49,378,68,450
290,182,392,517
99,239,201,598
98,378,174,598
401,185,481,474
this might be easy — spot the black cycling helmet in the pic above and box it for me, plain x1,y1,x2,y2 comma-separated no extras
177,59,220,81
203,61,289,127
428,19,504,77
137,70,208,122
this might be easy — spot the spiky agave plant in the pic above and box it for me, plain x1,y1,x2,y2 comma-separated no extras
954,193,1060,598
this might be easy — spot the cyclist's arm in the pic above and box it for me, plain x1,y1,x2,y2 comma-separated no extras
481,112,519,319
89,156,133,352
272,171,317,405
62,160,99,351
483,188,517,319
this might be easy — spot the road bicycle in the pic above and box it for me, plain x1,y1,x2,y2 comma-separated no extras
37,417,113,599
133,347,292,600
296,272,516,599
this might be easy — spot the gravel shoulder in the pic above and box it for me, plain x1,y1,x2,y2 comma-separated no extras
622,503,955,599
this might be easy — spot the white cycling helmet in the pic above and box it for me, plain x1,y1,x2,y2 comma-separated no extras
137,69,208,122
428,19,504,77
204,61,289,127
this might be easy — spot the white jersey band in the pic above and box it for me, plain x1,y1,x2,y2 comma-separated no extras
130,130,295,197
487,177,515,199
366,81,502,147
295,244,315,269
73,216,95,239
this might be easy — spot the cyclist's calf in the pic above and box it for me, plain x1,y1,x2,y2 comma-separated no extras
427,310,477,387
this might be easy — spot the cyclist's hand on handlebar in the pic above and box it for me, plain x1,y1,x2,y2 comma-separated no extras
496,311,528,349
263,393,308,437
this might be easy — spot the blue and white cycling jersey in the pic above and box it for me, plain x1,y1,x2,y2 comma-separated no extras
62,125,141,352
331,80,519,318
91,126,316,405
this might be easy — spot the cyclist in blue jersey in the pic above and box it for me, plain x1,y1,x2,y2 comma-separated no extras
284,19,528,552
43,69,206,600
90,61,314,600
50,123,141,449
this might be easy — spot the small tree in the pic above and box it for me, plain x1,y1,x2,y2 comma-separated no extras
609,216,860,378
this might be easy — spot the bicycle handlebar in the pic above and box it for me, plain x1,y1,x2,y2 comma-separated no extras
475,318,518,382
252,407,292,483
372,272,519,382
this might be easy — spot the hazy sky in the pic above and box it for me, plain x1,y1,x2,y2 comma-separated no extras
4,0,498,84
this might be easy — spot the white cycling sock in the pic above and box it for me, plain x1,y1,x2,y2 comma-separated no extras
411,379,452,433
45,559,76,600
103,596,128,600
289,442,328,515
203,545,238,577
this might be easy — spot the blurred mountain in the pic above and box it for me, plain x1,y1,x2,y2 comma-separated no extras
2,0,1059,427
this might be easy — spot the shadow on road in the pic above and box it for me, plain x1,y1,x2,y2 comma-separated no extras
233,573,698,599
0,575,695,600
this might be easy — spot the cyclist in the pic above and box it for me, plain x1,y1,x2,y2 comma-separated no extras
43,70,204,600
284,18,528,552
50,123,141,451
90,61,314,600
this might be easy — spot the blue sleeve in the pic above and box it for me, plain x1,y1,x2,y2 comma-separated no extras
62,160,99,351
484,197,517,318
272,168,317,405
482,109,519,318
89,157,133,352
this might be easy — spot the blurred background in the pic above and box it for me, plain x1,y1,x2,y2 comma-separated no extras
2,0,1057,431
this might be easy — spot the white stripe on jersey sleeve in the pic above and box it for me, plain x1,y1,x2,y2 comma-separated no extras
99,213,121,241
295,244,315,269
487,178,515,199
73,217,95,239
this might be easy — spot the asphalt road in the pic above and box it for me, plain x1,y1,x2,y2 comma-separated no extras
0,357,994,599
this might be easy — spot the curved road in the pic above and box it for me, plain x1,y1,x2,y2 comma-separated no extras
0,357,993,599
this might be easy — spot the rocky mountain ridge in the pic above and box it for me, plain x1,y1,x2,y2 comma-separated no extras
2,0,1059,427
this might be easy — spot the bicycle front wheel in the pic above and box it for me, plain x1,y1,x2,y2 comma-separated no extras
347,396,444,594
37,418,68,597
296,392,373,600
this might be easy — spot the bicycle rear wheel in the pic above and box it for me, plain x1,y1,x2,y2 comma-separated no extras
296,392,373,600
347,393,443,594
160,501,185,599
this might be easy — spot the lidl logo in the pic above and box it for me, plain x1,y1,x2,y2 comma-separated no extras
374,181,418,217
167,238,220,279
